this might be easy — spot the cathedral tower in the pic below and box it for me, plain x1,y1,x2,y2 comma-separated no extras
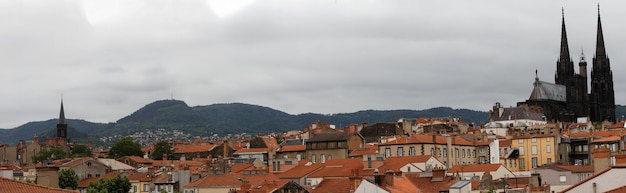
589,7,616,122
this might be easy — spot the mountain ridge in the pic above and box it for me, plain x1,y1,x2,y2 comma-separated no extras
0,99,507,145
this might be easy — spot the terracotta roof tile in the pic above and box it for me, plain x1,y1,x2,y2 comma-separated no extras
0,177,78,193
311,178,352,193
379,155,433,172
277,162,324,179
175,144,217,153
231,164,255,173
234,147,273,154
593,135,621,143
605,185,626,193
349,144,378,157
553,165,594,173
448,164,503,173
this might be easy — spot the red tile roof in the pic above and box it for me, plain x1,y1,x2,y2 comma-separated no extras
553,165,595,173
605,185,626,193
235,147,273,154
231,164,255,173
348,144,378,157
0,177,78,193
448,164,503,173
379,155,433,172
514,133,555,139
593,135,621,143
175,144,217,153
124,156,153,164
277,162,324,179
311,178,353,193
499,139,512,147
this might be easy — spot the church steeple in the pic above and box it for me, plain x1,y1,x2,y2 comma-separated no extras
59,99,65,125
56,98,68,139
556,8,574,85
595,5,606,58
559,8,571,61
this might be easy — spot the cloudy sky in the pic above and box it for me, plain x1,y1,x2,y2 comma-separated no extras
1,0,625,128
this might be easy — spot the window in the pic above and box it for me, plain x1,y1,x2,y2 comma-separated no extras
431,148,434,156
133,185,137,193
559,175,566,182
532,157,538,168
144,184,150,191
547,158,552,165
520,158,525,169
518,139,524,144
473,150,476,158
462,149,465,158
283,154,289,159
398,147,404,157
456,149,460,157
479,147,485,153
409,147,416,156
531,138,537,143
385,148,391,157
328,154,332,160
546,137,551,142
438,148,441,157
296,153,302,160
311,154,316,163
531,146,537,155
547,145,551,153
519,147,524,155
443,148,447,157
321,154,326,163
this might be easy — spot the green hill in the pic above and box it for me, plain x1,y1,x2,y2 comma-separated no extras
0,99,491,145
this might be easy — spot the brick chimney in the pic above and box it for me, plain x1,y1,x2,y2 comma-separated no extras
593,147,611,173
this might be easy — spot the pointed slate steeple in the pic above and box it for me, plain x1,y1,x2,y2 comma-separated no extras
56,98,68,139
59,99,65,125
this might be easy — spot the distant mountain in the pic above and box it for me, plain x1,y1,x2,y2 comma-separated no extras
0,119,114,145
0,99,491,145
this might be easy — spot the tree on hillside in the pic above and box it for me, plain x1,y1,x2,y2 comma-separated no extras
108,136,143,159
71,144,91,157
58,168,78,190
86,175,131,193
151,141,173,160
33,147,68,163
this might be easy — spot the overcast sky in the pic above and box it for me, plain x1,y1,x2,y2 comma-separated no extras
1,0,625,128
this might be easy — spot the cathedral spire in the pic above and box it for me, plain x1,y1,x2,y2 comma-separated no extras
595,4,606,58
556,8,574,85
560,7,570,61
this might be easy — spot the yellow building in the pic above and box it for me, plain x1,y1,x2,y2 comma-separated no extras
506,134,556,172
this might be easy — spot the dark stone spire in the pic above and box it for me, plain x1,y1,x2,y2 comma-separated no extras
559,8,570,61
555,8,574,85
595,4,606,59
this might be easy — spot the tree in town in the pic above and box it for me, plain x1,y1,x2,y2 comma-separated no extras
86,175,131,193
71,144,92,157
58,168,78,190
108,136,143,159
151,141,173,160
33,147,68,163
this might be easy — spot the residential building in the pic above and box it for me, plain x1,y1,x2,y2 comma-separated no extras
510,134,556,171
532,164,594,193
377,134,488,167
305,131,364,163
559,166,626,193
